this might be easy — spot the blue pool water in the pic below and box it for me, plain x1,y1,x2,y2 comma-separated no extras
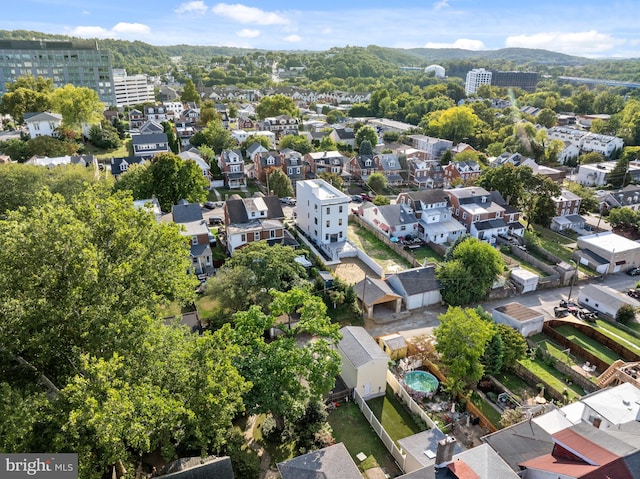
404,371,439,394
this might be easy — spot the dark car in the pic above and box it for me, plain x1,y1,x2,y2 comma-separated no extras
361,193,374,202
351,195,363,203
209,216,223,226
203,201,216,210
626,267,640,276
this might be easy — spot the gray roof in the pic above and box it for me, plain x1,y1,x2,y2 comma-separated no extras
132,132,168,145
277,443,361,479
172,202,204,224
474,218,508,231
403,189,449,207
390,266,440,296
397,429,462,469
353,276,401,305
338,326,388,368
378,153,402,172
375,204,418,228
160,456,234,479
226,195,283,224
24,111,62,122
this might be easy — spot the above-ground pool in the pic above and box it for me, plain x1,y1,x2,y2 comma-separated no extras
403,371,439,398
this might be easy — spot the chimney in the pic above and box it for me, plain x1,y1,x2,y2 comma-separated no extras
435,436,457,468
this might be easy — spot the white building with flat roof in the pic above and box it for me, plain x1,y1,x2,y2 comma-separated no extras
113,70,155,107
297,179,349,256
577,231,640,274
465,68,492,95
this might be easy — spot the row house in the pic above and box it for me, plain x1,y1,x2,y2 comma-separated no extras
408,135,453,160
358,203,419,240
550,189,585,232
347,155,377,183
377,153,403,186
329,128,356,149
246,142,269,167
132,133,171,159
231,129,250,144
181,107,200,125
282,150,306,184
109,157,145,179
237,116,255,129
604,185,640,211
128,109,144,129
144,105,168,123
396,190,466,244
442,160,482,187
546,126,624,158
223,193,289,255
446,186,523,243
408,158,443,189
139,120,164,135
172,200,212,275
175,122,196,148
219,149,246,189
304,151,349,178
262,115,299,138
576,161,640,187
254,150,284,183
162,101,184,119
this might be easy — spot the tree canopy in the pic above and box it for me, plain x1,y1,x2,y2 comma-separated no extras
355,125,378,149
50,84,104,129
256,94,299,119
268,168,294,198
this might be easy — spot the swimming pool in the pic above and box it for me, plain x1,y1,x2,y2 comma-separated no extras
403,370,439,398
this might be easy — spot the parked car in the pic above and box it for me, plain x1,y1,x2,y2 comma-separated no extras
203,201,216,209
280,197,296,206
209,216,223,226
361,193,374,202
351,195,363,203
626,267,640,276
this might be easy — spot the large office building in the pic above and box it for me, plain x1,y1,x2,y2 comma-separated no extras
464,68,493,95
112,69,155,107
0,39,115,105
491,70,540,92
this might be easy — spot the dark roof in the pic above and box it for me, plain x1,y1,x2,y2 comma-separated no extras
403,189,449,206
172,202,204,223
190,242,210,257
109,156,144,176
159,456,234,479
375,204,418,227
277,443,361,479
225,195,283,224
353,155,375,169
353,276,401,305
391,266,440,295
493,302,543,322
474,218,507,230
333,128,355,140
132,132,168,144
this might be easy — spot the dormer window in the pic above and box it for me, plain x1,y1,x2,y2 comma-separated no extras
267,157,275,165
389,161,395,167
365,159,372,167
481,196,487,203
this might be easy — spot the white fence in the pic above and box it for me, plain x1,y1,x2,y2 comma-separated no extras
386,370,438,430
356,246,385,277
353,389,407,468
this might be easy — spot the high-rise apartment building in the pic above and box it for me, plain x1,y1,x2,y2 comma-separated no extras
112,69,155,107
0,39,115,105
465,68,492,95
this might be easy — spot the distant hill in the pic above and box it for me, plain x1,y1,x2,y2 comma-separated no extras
403,47,590,65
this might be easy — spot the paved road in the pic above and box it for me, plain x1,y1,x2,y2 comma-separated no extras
364,272,639,340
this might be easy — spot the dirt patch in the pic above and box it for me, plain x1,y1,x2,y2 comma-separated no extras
613,225,640,240
330,257,381,284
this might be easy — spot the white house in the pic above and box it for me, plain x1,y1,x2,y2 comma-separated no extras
337,326,388,399
178,151,211,188
492,302,545,337
358,203,419,240
296,179,349,257
24,112,62,138
385,266,441,310
578,284,640,319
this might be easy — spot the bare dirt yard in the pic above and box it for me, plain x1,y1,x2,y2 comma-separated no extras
330,257,381,284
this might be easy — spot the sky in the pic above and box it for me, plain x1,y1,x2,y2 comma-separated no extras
2,0,639,59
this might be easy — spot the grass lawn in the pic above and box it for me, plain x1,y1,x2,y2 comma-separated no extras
408,244,443,265
328,402,400,476
195,294,220,320
518,357,585,401
347,221,412,273
86,138,133,159
367,387,425,444
501,249,550,276
592,319,640,356
468,391,502,428
554,324,623,365
526,226,574,263
493,371,537,400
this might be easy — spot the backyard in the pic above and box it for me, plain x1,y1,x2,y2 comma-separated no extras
554,324,624,365
367,387,426,444
517,357,585,401
347,221,412,274
591,319,640,356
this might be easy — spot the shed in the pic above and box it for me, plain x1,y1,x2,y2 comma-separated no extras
377,333,408,360
578,284,640,319
318,270,334,289
510,267,539,293
385,266,441,310
492,302,545,337
337,326,388,399
397,429,462,473
353,277,402,319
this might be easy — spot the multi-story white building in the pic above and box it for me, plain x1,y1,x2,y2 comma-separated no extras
112,69,155,107
546,126,624,158
465,68,492,95
297,179,349,254
576,161,640,186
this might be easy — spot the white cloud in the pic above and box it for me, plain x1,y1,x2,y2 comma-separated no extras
175,1,209,15
69,26,112,38
505,30,624,56
82,10,90,15
284,34,301,43
433,0,450,10
321,27,333,35
211,3,289,25
424,38,485,50
237,28,260,38
112,22,151,35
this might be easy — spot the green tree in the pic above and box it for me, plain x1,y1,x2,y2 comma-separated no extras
437,236,504,305
522,175,562,228
256,94,299,119
50,84,104,129
477,163,533,207
608,157,631,188
579,151,604,165
616,304,636,324
162,120,180,153
190,120,237,154
439,149,452,166
0,138,29,162
181,79,200,104
367,172,387,194
373,195,390,205
607,207,639,228
422,105,480,144
494,323,527,370
241,135,271,152
88,123,121,150
318,171,344,190
536,108,557,128
268,168,294,198
564,182,599,214
232,289,341,430
0,75,54,123
279,134,312,155
481,330,503,376
318,135,337,151
358,139,373,156
25,135,79,157
434,307,494,396
355,125,378,149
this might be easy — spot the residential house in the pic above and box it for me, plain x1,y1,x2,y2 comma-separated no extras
358,202,419,239
174,121,196,148
296,179,349,258
376,153,404,185
109,156,145,178
347,155,380,183
277,443,361,479
408,158,443,189
24,112,62,138
219,110,230,130
171,200,212,276
138,120,164,135
262,115,299,138
283,153,305,184
336,326,388,399
253,150,284,184
408,135,453,161
178,151,211,187
546,126,624,158
237,116,254,129
181,107,200,125
144,105,168,122
492,302,545,337
218,149,246,189
223,193,294,254
230,129,249,145
576,161,640,186
577,231,640,274
304,150,348,178
158,456,234,479
329,128,356,149
445,187,518,243
245,141,269,165
442,160,481,187
26,154,98,169
162,101,184,120
558,142,581,165
550,189,585,232
385,266,441,310
605,185,640,211
396,189,465,244
128,109,144,129
132,133,171,158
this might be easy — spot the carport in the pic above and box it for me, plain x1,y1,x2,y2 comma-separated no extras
353,276,402,319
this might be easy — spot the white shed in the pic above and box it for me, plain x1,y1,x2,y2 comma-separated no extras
492,302,545,337
510,268,539,293
578,284,640,319
337,326,388,399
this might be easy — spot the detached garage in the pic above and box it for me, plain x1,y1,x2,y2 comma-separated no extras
578,284,640,319
385,265,441,310
492,302,545,337
337,326,388,399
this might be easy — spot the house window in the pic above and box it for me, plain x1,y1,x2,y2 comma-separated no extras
474,215,479,221
462,212,467,220
205,256,211,266
400,225,406,231
339,231,343,238
241,233,246,242
270,229,276,238
455,208,459,216
254,232,260,241
326,220,330,227
325,234,329,241
338,218,343,226
481,196,487,203
315,217,318,225
339,205,343,213
192,235,198,245
251,211,256,217
33,123,40,131
365,159,372,166
326,207,330,214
